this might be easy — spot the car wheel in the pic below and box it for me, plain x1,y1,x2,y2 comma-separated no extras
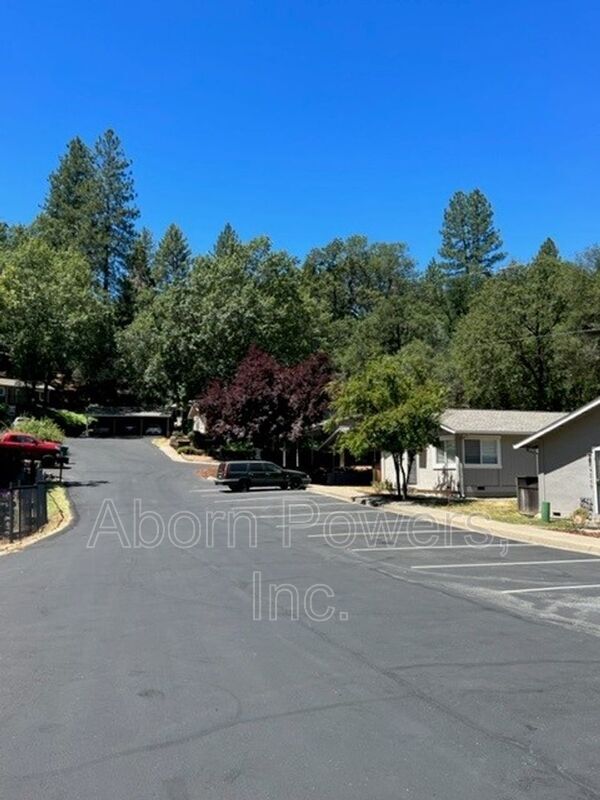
240,479,250,492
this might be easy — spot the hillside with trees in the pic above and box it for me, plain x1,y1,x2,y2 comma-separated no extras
2,129,600,423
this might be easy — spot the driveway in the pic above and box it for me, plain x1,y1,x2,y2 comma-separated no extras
1,438,600,799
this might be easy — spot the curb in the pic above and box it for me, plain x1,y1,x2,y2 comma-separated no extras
152,438,219,468
307,486,600,557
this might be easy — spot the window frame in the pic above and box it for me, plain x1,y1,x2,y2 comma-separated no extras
462,436,502,469
434,436,457,469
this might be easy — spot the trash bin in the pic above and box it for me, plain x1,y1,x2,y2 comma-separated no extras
516,476,539,516
540,500,551,523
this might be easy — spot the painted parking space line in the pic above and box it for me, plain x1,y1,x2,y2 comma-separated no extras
208,498,349,506
411,558,600,570
189,489,229,494
351,543,532,552
280,519,468,529
251,512,413,520
501,583,600,595
307,529,476,538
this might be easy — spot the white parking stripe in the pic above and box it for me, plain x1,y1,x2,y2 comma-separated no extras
284,520,467,529
307,529,475,538
411,558,600,570
209,498,348,506
501,583,600,594
352,543,531,552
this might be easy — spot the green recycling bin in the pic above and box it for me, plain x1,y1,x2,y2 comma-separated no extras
540,500,551,523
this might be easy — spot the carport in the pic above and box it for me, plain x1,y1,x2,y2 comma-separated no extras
87,407,172,437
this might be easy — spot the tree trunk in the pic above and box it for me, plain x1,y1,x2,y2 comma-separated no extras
398,459,408,500
392,453,402,500
404,451,415,500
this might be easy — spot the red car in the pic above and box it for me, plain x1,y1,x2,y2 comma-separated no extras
0,432,69,467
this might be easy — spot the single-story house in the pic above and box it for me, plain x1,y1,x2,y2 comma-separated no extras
514,396,600,518
381,408,565,498
0,377,54,410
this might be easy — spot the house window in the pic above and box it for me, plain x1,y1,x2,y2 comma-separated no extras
463,437,500,467
419,448,427,469
435,438,456,467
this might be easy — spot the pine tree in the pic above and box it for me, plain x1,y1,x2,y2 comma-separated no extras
213,222,240,258
536,237,559,260
115,229,155,327
438,188,505,319
93,129,139,294
41,136,99,260
152,224,191,287
128,228,154,292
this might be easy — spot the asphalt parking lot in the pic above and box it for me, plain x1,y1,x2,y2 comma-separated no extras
5,439,600,799
196,485,600,629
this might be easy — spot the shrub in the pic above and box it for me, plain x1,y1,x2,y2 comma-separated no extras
49,409,93,437
572,507,590,528
372,479,394,494
14,417,65,443
177,445,205,456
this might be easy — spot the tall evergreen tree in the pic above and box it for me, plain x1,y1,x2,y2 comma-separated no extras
128,228,154,292
536,237,559,260
41,136,99,260
152,224,191,287
116,229,155,327
93,129,139,294
438,189,505,320
213,222,241,258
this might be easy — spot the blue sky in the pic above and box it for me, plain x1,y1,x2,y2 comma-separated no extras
1,0,599,268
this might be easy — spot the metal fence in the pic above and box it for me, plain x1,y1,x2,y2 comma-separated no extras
0,482,48,542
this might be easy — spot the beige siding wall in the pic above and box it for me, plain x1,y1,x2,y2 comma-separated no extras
538,406,600,517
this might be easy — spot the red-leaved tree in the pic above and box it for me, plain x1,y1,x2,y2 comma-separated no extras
198,346,331,452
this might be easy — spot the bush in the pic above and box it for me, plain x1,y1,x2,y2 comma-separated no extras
211,446,256,461
49,409,93,437
14,417,65,443
177,445,205,456
372,479,394,494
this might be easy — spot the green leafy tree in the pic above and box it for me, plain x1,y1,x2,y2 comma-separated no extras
119,233,319,404
576,244,600,272
330,354,445,499
438,189,505,321
451,246,599,410
152,223,192,288
0,238,110,392
302,235,421,371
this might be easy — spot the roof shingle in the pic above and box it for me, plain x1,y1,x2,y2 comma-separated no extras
440,408,566,435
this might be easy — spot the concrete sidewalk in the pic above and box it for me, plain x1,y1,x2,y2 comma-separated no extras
308,484,600,557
